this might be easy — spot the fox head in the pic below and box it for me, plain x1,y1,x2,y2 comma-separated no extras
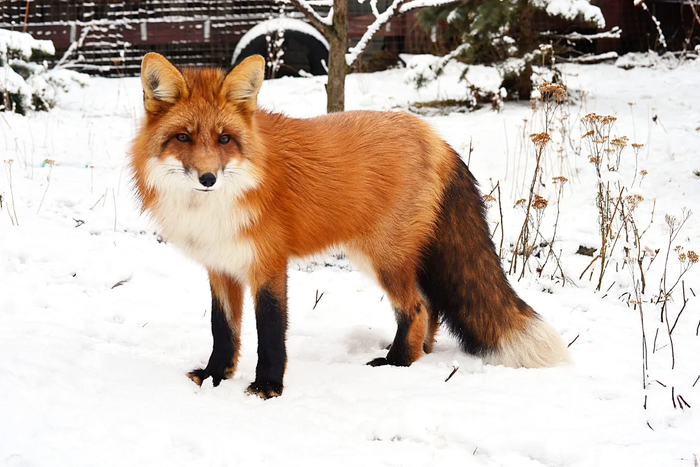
132,53,265,205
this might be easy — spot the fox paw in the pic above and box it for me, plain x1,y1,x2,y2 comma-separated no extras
366,356,412,367
186,366,233,387
367,357,390,367
246,381,283,399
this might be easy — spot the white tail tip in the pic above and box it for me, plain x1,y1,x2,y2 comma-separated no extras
483,315,572,368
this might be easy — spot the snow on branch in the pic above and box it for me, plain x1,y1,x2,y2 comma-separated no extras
277,0,333,33
542,26,622,42
565,51,619,63
635,1,667,49
346,0,405,66
399,0,458,14
346,0,458,67
531,0,606,29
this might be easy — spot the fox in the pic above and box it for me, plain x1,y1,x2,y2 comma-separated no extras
130,53,570,399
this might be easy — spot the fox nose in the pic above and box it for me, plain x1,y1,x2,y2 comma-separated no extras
199,173,216,187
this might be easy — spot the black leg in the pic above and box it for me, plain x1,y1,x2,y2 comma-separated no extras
246,275,288,399
188,274,242,387
367,311,414,367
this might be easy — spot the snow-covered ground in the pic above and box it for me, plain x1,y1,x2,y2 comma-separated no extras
1,59,699,466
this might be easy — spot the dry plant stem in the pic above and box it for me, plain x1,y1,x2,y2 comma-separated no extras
633,199,657,294
639,300,649,389
663,301,674,368
36,162,55,215
579,254,601,281
669,281,689,335
4,160,19,226
657,210,692,309
653,328,659,353
512,139,546,279
467,137,474,169
112,188,117,232
540,180,564,277
497,183,504,257
657,210,692,370
686,0,700,28
596,187,626,290
681,1,698,58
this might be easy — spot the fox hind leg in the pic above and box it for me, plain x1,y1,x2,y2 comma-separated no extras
423,306,440,354
367,267,429,367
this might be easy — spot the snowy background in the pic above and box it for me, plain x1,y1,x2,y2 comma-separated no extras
1,58,699,466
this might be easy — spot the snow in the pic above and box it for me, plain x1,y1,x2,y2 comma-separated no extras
2,56,700,465
0,28,55,63
231,17,330,65
532,0,605,29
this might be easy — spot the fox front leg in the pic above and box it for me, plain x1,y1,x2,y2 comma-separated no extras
187,272,243,387
246,269,288,399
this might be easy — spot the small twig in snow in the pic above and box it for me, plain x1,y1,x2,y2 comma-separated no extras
445,364,459,382
313,290,325,310
111,279,130,289
567,334,580,348
89,193,106,210
671,386,677,409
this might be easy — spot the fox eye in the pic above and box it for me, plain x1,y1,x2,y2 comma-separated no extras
176,133,190,143
218,134,231,145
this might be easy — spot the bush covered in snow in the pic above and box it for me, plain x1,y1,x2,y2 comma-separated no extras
413,0,604,103
1,29,88,115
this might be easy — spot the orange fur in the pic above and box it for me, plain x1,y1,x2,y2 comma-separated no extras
131,54,569,397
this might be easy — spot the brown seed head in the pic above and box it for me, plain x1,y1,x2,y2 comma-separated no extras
530,132,551,149
625,194,644,210
533,195,548,210
611,136,629,148
539,82,566,102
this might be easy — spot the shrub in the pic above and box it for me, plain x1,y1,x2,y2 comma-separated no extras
1,29,88,115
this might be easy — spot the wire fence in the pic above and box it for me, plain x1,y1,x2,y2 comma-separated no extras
1,0,300,75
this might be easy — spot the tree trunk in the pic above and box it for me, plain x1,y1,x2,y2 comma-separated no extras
326,0,348,113
515,0,534,100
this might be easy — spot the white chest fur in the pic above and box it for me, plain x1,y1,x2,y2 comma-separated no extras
144,157,258,282
152,194,255,282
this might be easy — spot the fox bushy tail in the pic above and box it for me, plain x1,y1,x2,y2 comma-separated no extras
418,154,570,368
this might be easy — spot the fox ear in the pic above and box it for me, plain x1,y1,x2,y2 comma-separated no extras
141,53,188,114
222,55,265,113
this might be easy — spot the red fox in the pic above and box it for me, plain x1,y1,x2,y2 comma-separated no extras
130,53,570,399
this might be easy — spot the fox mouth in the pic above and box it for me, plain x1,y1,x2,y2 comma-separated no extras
195,188,214,192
